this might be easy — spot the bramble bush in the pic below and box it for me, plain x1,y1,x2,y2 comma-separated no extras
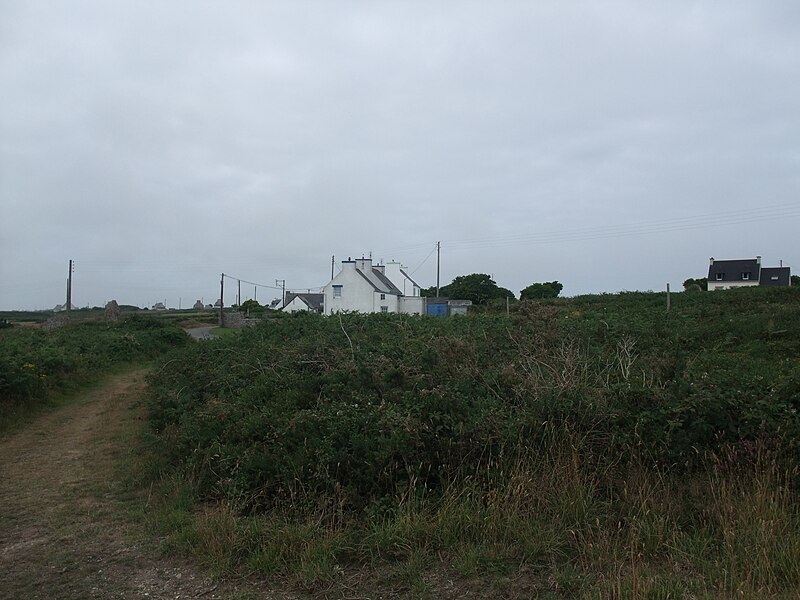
146,287,800,515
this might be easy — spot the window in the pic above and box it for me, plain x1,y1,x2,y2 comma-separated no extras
380,293,385,300
333,285,342,298
742,272,750,281
715,273,723,281
380,306,388,313
771,275,779,281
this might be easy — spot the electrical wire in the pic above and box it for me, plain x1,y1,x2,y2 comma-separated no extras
410,244,438,275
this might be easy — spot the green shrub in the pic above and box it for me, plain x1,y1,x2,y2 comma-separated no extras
147,288,800,516
0,316,188,412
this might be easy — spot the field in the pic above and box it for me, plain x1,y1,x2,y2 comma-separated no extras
141,287,800,598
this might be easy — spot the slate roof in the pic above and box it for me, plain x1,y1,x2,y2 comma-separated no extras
355,268,403,295
284,292,324,311
708,259,760,283
759,266,791,286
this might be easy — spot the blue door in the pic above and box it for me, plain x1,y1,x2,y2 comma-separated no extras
427,303,448,316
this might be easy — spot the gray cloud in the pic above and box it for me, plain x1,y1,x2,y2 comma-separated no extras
2,1,799,309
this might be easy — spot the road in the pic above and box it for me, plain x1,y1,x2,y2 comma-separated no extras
0,370,265,599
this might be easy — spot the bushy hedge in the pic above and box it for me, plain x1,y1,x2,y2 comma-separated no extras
147,287,800,514
0,315,188,406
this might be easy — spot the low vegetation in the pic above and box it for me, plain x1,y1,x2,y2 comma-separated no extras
0,315,188,431
142,287,800,597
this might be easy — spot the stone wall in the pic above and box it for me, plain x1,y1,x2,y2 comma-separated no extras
220,311,258,329
42,315,70,332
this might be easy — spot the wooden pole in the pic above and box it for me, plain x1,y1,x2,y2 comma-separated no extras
436,241,440,298
66,259,73,319
219,273,224,326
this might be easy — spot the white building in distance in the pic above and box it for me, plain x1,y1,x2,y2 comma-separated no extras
323,257,425,315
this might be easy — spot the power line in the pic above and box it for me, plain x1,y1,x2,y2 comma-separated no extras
410,243,438,275
222,273,283,290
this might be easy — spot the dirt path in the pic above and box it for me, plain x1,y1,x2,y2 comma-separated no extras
0,369,264,600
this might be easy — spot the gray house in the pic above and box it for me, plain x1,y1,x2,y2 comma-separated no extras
707,256,791,290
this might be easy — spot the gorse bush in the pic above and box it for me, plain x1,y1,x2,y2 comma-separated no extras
147,287,800,516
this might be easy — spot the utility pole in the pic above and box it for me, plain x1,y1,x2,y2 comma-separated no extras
254,285,257,303
436,241,441,298
219,273,224,326
666,283,671,312
237,279,241,309
276,279,286,307
331,255,335,280
66,259,74,319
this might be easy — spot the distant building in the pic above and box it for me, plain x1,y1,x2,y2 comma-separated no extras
323,257,425,315
53,303,77,312
282,292,324,314
707,256,791,290
152,302,166,311
193,300,204,310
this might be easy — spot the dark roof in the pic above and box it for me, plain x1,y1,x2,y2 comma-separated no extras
284,292,324,311
371,269,403,295
708,259,760,282
759,266,791,286
354,268,403,295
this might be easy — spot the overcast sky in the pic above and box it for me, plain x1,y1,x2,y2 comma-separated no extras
2,1,799,310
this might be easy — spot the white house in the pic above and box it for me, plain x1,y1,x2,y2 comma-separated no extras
383,260,421,297
323,257,426,315
282,292,324,314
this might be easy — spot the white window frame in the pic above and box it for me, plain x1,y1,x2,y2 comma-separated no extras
333,285,342,298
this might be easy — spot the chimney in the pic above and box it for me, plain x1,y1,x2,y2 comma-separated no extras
373,264,385,274
342,257,356,271
355,256,372,271
709,257,714,265
756,255,762,265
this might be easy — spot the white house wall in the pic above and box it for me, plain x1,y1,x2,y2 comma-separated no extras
283,296,310,313
324,266,377,314
709,281,759,291
384,262,419,296
398,296,425,315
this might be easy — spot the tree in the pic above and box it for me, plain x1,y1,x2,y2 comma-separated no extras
240,299,261,313
792,275,800,287
423,273,515,304
520,281,563,300
683,277,708,291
